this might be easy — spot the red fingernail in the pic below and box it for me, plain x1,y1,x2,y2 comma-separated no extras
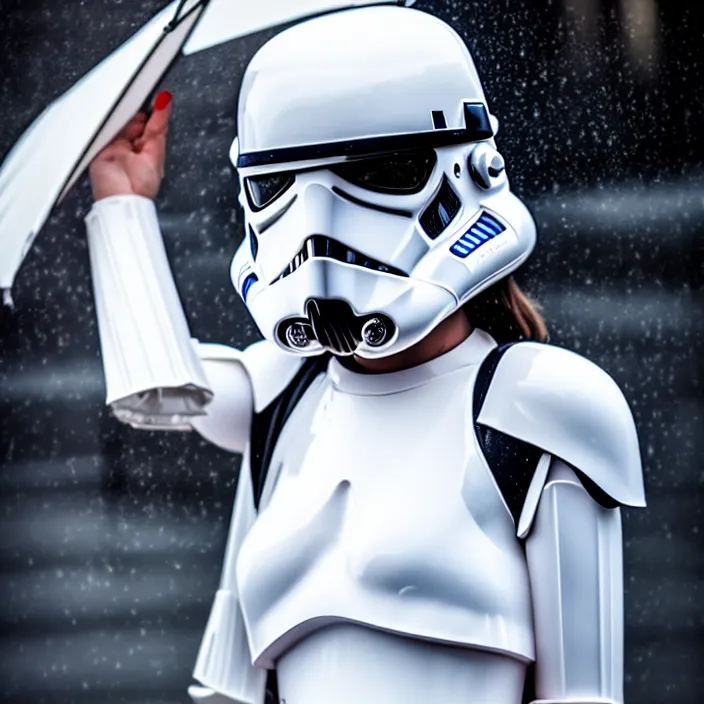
154,91,172,111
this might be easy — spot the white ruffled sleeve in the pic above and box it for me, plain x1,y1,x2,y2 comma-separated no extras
85,194,213,429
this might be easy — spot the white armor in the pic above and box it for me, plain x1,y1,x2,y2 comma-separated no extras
86,193,644,704
83,5,645,704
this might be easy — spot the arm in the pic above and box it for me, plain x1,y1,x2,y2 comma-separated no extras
524,457,625,704
476,342,646,704
85,192,215,430
86,96,255,449
87,101,297,704
88,197,266,697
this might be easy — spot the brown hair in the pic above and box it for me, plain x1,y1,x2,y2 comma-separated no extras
463,276,548,344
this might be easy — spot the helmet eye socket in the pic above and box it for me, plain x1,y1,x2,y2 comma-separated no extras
331,150,436,194
245,172,295,210
244,150,436,208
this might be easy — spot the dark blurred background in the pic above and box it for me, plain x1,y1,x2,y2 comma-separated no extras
0,0,702,702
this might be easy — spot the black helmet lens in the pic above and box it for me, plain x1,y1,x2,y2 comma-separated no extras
331,150,436,194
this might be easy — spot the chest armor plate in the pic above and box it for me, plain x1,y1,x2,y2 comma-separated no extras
236,361,535,667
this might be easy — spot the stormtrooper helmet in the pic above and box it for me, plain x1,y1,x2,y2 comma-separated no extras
230,5,536,358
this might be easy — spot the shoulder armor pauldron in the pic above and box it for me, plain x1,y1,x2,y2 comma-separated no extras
476,342,645,509
198,339,304,413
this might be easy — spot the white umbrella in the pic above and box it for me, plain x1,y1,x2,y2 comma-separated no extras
0,0,414,295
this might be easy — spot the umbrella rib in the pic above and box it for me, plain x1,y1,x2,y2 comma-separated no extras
167,0,208,32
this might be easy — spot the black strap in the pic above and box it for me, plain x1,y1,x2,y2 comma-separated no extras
264,669,279,704
472,343,514,418
249,353,331,510
473,343,544,526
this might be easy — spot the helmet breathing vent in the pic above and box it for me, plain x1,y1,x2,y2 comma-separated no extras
419,177,461,239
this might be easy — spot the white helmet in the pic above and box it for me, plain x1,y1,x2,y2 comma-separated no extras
230,5,536,358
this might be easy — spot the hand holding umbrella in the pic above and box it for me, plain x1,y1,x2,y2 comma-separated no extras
90,92,173,202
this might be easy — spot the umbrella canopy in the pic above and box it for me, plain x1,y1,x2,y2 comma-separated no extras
183,0,414,54
0,0,413,294
0,0,207,291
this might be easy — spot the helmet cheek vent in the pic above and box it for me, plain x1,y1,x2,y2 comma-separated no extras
419,177,461,239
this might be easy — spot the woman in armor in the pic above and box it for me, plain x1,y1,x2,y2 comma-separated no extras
85,6,645,703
